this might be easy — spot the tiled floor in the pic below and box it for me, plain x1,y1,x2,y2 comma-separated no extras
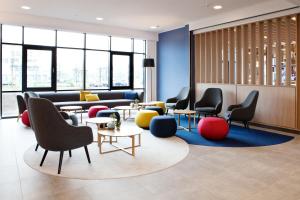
1,117,300,200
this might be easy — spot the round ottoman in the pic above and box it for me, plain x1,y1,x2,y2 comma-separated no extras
198,117,229,140
96,109,121,122
151,101,166,113
150,116,177,138
144,106,164,115
135,110,159,129
88,105,109,118
21,110,30,127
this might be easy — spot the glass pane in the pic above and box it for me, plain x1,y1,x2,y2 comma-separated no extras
57,48,84,90
24,27,55,46
27,50,52,88
2,25,22,44
111,37,132,52
134,39,145,53
2,45,22,91
57,31,84,48
86,34,110,50
112,54,130,87
1,92,22,117
134,54,144,88
86,51,109,89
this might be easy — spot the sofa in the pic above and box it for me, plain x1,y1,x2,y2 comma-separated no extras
25,90,144,110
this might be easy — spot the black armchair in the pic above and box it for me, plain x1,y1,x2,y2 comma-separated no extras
166,87,190,114
225,90,259,128
194,88,223,117
17,95,27,122
28,98,93,174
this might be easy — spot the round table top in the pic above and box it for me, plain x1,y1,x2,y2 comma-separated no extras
113,106,139,110
98,127,143,137
85,117,116,125
138,102,156,106
174,109,197,114
60,106,82,110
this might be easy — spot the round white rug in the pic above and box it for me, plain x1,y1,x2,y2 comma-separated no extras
24,129,189,179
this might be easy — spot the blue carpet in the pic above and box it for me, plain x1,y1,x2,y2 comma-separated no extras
175,116,294,147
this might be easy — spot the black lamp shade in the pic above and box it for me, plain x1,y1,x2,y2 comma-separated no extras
143,58,155,67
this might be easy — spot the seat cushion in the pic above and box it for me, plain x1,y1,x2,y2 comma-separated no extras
195,107,216,113
166,103,176,109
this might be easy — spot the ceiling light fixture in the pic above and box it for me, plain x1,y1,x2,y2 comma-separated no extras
96,17,103,21
291,16,296,21
150,25,159,29
213,5,222,10
21,5,31,10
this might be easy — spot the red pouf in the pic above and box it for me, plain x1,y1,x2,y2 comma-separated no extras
88,106,109,118
21,110,31,127
198,117,229,140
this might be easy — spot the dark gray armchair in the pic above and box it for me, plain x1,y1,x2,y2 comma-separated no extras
194,88,223,117
28,98,93,174
166,87,190,114
17,95,26,122
225,90,259,128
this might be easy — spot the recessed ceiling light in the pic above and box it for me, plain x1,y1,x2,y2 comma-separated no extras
150,25,159,29
291,16,296,21
96,17,103,21
213,5,222,10
264,36,267,39
21,5,31,10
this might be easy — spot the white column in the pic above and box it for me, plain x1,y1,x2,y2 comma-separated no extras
146,40,157,102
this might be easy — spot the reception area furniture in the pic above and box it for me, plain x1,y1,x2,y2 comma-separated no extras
60,105,83,123
174,109,196,132
225,90,259,128
88,105,109,118
17,95,27,122
150,116,177,138
96,110,121,122
166,87,190,114
144,106,164,115
27,98,93,174
135,110,159,129
113,106,140,120
198,117,229,140
194,88,223,117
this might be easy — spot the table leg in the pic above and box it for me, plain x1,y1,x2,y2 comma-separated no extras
178,114,181,126
132,135,135,156
194,114,196,127
123,110,126,120
129,109,131,118
138,134,141,146
80,109,83,123
109,136,112,144
99,134,102,154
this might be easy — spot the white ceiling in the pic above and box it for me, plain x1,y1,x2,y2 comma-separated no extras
0,0,299,32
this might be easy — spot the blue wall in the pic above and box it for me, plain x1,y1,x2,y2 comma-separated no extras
157,25,190,101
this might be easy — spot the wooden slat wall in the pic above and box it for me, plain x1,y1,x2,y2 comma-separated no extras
222,29,229,83
229,28,235,83
249,23,256,85
235,26,242,84
242,25,249,84
266,20,273,85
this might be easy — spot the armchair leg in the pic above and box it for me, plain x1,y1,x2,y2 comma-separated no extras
58,151,64,174
40,150,48,166
35,143,39,151
166,109,168,115
69,150,72,157
84,146,91,164
243,121,247,128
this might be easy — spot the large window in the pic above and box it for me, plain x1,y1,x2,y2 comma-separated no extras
1,25,146,117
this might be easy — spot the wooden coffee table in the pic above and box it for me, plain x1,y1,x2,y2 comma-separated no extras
138,102,156,108
98,127,142,156
113,106,139,120
60,106,83,123
174,110,197,131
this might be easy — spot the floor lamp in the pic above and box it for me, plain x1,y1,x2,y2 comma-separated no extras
143,58,155,101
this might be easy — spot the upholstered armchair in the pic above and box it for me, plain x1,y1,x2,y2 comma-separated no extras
28,98,93,174
225,90,259,128
194,88,223,117
166,87,190,114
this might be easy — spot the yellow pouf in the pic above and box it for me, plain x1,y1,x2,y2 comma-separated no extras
151,101,166,113
135,110,159,129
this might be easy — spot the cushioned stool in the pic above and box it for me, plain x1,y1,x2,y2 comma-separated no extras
150,116,177,138
151,101,166,113
96,109,121,122
88,105,109,118
144,106,164,115
21,110,30,127
198,117,229,140
135,110,159,129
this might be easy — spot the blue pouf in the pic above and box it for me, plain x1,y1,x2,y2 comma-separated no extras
145,106,164,115
96,110,120,122
150,116,177,138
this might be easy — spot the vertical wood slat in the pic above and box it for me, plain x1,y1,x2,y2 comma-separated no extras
205,32,211,83
211,31,216,83
275,19,281,86
266,20,273,85
258,21,264,85
242,25,249,84
235,26,242,84
296,14,300,129
216,30,222,83
250,23,256,85
200,33,206,83
286,16,291,86
194,35,200,83
222,29,229,83
229,28,235,84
